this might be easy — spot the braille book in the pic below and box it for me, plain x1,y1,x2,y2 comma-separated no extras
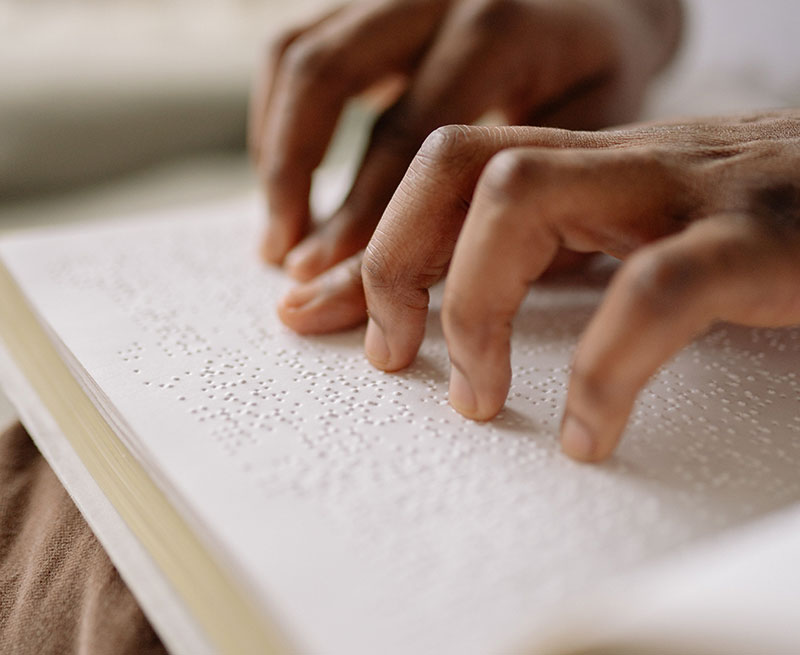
1,194,799,655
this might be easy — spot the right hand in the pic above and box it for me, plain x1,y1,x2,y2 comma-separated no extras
278,111,800,461
249,0,683,285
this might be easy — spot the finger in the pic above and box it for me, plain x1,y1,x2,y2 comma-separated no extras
361,126,620,373
279,202,596,333
562,212,800,463
248,29,307,165
438,143,688,421
362,126,636,370
259,1,448,264
283,0,556,281
442,151,559,420
277,252,367,335
248,7,343,165
284,174,596,335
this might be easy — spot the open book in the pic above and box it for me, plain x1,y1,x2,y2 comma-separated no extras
1,194,799,655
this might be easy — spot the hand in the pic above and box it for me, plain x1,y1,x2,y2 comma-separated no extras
250,0,683,280
280,111,800,461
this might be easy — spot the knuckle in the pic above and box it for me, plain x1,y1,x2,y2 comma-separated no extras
421,125,474,156
362,237,430,312
385,124,484,194
371,115,482,163
362,238,397,293
415,125,478,168
479,149,540,204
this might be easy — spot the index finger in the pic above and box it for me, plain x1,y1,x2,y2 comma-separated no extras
362,125,608,371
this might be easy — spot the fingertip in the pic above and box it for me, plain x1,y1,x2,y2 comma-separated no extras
365,318,392,370
560,414,597,462
448,365,505,421
261,225,291,264
560,407,628,462
262,201,311,264
448,365,477,417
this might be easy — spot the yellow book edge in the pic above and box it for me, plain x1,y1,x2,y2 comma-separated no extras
0,260,293,655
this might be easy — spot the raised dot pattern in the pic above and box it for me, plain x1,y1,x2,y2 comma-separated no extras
15,201,800,654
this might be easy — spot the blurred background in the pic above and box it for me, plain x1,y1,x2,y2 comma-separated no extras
0,0,335,199
1,0,799,425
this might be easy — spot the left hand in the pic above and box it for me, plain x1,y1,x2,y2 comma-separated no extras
278,111,800,461
250,0,682,277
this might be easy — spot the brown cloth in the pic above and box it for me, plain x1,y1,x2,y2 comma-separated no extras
0,422,168,655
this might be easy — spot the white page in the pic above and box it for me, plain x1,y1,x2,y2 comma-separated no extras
2,195,800,654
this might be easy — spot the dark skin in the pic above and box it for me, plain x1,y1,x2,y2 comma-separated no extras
251,1,800,462
250,0,683,273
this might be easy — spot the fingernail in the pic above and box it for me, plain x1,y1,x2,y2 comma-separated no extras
285,239,324,281
365,318,390,368
449,366,477,417
561,415,595,461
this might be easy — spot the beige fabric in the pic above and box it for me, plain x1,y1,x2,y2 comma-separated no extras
0,421,167,655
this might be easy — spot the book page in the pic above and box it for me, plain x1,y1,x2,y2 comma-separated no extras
1,196,799,654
